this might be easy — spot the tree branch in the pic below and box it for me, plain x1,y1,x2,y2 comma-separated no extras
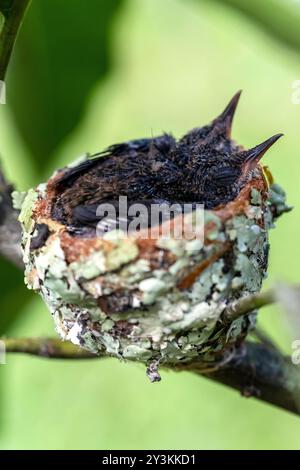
0,169,23,268
196,342,300,416
2,337,99,359
0,0,31,267
0,0,31,80
2,336,300,415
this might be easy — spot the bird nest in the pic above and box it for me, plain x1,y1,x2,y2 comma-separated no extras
16,92,289,379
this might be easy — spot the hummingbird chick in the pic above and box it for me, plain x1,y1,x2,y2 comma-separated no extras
52,91,283,233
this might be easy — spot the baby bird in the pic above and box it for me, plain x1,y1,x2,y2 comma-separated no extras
52,91,282,233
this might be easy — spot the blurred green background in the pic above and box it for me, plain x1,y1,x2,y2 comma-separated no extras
0,0,300,449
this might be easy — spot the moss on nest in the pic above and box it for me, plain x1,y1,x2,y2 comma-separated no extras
16,157,289,380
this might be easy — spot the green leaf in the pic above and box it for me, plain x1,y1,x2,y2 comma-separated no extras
7,0,123,170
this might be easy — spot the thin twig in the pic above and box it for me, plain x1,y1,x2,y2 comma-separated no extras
2,337,100,359
223,289,276,322
0,0,31,80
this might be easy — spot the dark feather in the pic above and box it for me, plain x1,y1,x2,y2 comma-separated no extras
105,134,175,157
54,134,175,189
213,167,240,187
50,92,282,232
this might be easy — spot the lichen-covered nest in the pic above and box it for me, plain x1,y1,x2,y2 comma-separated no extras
15,93,289,379
17,167,287,372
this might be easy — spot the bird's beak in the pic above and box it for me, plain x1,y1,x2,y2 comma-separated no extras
239,133,284,179
211,90,242,138
244,134,284,163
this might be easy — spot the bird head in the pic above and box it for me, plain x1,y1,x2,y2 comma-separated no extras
179,91,283,208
